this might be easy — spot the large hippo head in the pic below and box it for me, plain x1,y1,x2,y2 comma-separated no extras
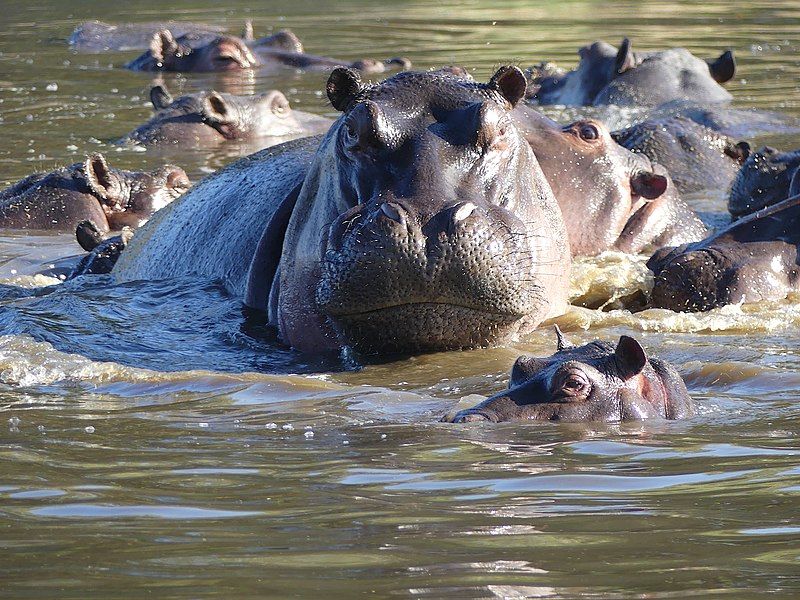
513,107,706,256
126,30,258,72
251,67,570,354
528,38,735,107
442,328,693,422
123,85,331,146
728,146,800,218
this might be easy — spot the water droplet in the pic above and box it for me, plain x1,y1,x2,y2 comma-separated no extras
265,423,278,429
84,426,95,434
304,431,314,439
46,83,58,91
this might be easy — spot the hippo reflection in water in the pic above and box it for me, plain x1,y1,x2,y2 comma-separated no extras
112,67,571,354
125,29,410,74
120,85,332,148
527,38,735,107
443,327,693,423
0,154,190,232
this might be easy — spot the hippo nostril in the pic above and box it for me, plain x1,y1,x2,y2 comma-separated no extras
452,202,477,223
379,202,405,224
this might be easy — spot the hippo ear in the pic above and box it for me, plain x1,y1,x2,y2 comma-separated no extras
789,167,800,198
488,65,527,108
242,20,254,41
707,50,736,83
84,154,124,206
150,85,173,110
202,91,233,124
150,29,178,63
75,220,104,252
615,335,648,379
510,355,546,388
327,67,363,112
554,324,574,352
630,171,668,200
265,90,291,116
615,38,635,74
723,140,751,164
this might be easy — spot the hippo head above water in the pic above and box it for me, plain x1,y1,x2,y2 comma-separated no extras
244,66,571,354
528,38,736,107
122,85,330,146
126,30,258,72
442,328,694,423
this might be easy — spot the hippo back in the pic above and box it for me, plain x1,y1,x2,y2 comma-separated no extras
113,136,320,295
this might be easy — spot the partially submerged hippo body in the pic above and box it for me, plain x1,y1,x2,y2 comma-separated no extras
443,329,693,423
528,38,735,107
113,67,570,354
70,220,133,278
69,20,225,51
0,155,190,232
728,146,800,218
126,29,410,74
612,116,750,194
512,106,707,256
121,85,332,147
649,181,800,312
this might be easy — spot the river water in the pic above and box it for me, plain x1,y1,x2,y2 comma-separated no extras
2,1,800,598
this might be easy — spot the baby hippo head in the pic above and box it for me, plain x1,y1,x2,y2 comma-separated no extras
81,154,191,229
442,328,693,423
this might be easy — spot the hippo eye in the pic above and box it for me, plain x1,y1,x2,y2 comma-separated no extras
555,371,590,399
577,123,600,141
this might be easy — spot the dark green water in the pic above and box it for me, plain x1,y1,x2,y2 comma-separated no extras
2,1,800,598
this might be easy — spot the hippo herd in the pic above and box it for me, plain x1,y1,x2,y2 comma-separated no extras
4,20,800,424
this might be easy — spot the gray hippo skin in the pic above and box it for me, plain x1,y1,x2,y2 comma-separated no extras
649,181,800,312
126,29,410,74
528,38,735,107
442,328,693,423
512,106,707,256
612,116,750,194
69,20,225,51
121,85,332,147
0,154,190,232
69,220,133,277
113,67,570,354
728,146,800,218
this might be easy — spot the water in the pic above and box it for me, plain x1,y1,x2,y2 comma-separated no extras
2,1,800,597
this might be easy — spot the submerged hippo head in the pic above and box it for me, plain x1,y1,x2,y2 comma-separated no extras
443,328,693,423
126,30,258,72
514,108,706,256
728,146,800,218
0,154,190,232
123,85,330,146
250,67,570,354
529,38,735,107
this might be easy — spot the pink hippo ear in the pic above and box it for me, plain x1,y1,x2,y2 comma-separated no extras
150,29,179,64
84,154,124,209
615,38,636,74
615,336,648,379
630,171,668,199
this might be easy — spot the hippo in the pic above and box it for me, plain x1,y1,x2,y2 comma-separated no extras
442,327,693,422
69,220,133,278
728,146,800,218
120,85,332,147
69,20,225,51
0,155,190,232
112,67,570,354
612,116,750,194
649,181,800,312
512,106,708,256
527,38,735,107
126,29,410,74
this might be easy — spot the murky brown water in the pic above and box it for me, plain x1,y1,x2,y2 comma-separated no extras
2,1,800,598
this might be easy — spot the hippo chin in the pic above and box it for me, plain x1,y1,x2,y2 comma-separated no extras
120,85,332,147
512,107,707,256
649,182,800,312
728,146,800,218
612,116,750,194
112,67,570,354
0,154,190,232
528,38,735,107
442,328,693,423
